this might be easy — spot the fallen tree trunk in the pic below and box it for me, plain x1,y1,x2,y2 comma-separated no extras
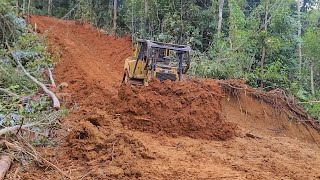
0,156,12,180
0,140,22,151
0,88,19,97
0,124,34,136
11,53,60,109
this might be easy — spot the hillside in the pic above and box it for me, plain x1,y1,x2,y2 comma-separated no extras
9,16,320,179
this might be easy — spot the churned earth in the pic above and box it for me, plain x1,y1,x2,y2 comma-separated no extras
9,16,320,179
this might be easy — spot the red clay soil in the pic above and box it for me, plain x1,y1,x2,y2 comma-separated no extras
114,79,236,140
8,16,320,179
220,80,320,143
65,112,153,179
32,15,133,109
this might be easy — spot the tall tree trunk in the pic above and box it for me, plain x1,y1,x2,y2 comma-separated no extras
311,61,315,95
180,0,183,43
48,0,52,16
16,0,19,15
144,0,148,37
113,0,117,33
27,0,31,21
260,47,266,88
297,0,302,76
228,0,233,49
154,0,161,33
131,0,134,40
217,0,225,37
22,0,26,14
260,2,268,89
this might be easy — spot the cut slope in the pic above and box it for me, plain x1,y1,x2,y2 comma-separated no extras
220,80,320,143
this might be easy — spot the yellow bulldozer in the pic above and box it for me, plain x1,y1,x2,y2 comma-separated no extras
122,39,191,85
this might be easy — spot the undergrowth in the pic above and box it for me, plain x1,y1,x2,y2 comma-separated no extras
0,12,64,146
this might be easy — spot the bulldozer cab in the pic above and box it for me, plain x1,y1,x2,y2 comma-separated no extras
123,39,191,85
123,39,191,84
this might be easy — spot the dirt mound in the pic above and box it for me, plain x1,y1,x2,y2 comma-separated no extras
66,113,155,179
114,79,236,140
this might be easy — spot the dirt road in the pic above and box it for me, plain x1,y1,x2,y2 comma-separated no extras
16,16,320,179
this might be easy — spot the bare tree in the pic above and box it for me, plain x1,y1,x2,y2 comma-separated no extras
113,0,118,33
217,0,225,37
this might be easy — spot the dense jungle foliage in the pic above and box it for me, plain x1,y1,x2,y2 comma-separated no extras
1,0,320,119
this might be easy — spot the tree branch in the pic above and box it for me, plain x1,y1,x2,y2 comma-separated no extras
11,52,60,109
0,124,34,136
0,155,12,180
47,67,56,87
0,140,22,151
0,88,19,97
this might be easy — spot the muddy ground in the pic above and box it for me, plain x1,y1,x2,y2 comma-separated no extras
8,16,320,179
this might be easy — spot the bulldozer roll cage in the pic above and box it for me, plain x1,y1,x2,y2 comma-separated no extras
132,39,191,81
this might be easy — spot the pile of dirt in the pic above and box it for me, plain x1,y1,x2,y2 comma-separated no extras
65,113,156,179
114,79,237,140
